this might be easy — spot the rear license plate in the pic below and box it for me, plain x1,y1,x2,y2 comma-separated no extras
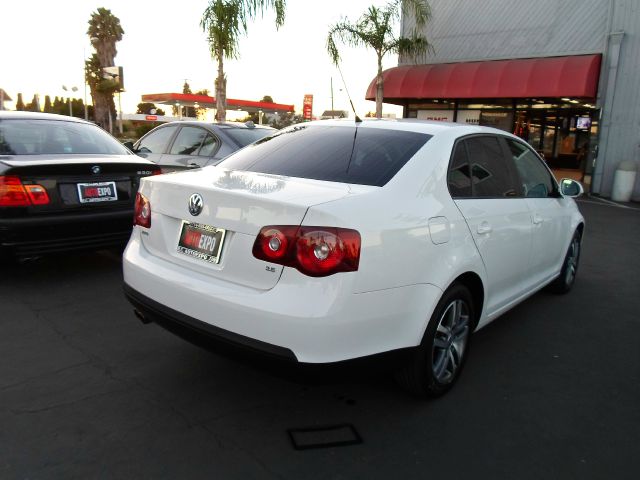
77,181,118,203
177,221,226,264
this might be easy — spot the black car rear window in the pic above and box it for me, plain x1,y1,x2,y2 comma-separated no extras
218,125,431,187
223,127,274,147
0,119,130,156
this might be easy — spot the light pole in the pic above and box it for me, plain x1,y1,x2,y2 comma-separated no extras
62,85,78,117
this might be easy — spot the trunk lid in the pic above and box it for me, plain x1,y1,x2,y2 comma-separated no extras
141,168,372,290
1,155,158,214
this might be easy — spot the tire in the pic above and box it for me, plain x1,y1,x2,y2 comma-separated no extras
395,283,475,398
546,230,582,294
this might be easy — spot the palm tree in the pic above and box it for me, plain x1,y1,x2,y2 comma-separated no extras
201,0,285,122
85,8,124,130
327,0,432,118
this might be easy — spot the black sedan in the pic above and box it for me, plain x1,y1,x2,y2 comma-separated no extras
129,120,275,172
0,111,160,261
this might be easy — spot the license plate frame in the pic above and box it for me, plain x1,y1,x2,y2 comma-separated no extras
176,221,226,264
77,181,118,203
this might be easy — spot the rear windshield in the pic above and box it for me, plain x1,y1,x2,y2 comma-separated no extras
223,127,274,147
0,119,130,156
218,124,431,187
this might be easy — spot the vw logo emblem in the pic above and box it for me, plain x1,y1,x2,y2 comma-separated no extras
188,193,203,216
91,165,101,175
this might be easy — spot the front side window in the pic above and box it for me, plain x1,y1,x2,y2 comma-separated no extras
136,125,177,154
169,126,213,156
465,136,520,197
218,125,431,187
0,119,130,156
505,138,556,198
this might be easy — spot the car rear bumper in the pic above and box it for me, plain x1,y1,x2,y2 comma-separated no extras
0,209,133,256
124,283,298,361
123,231,443,363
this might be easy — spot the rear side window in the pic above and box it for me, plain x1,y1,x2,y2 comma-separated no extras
198,134,219,157
448,142,472,198
136,125,177,154
218,125,431,187
465,136,520,197
505,138,556,198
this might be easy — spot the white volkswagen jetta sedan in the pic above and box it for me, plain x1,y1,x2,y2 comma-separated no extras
123,119,584,397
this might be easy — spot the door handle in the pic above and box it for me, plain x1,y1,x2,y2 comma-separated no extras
477,221,492,235
532,213,543,225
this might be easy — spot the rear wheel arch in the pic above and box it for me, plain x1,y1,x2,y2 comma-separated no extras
450,272,484,330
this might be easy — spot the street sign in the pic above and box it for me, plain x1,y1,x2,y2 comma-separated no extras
303,94,313,121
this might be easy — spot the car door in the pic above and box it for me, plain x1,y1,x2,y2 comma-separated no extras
162,126,221,172
503,137,569,287
133,124,178,165
449,135,532,316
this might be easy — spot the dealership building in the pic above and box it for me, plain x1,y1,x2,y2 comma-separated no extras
368,0,640,199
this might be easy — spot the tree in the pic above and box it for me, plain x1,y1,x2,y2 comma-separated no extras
85,8,124,131
261,95,274,103
137,102,165,116
53,97,65,115
15,93,25,111
269,111,303,129
201,0,286,122
182,81,195,118
194,89,209,119
327,0,432,118
44,95,53,113
26,94,40,112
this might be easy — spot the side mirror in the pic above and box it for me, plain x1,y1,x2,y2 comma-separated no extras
123,141,136,152
559,178,584,197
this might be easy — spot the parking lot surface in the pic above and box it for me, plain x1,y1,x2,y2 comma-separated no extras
1,199,639,479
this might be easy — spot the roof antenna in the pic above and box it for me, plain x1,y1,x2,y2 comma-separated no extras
336,62,362,123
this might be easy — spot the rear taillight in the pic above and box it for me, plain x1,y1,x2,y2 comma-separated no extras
134,192,151,228
253,225,361,277
24,185,50,205
0,176,49,207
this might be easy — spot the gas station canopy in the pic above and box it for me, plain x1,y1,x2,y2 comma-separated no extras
141,93,294,114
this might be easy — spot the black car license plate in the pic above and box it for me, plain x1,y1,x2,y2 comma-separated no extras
177,221,226,264
77,181,118,203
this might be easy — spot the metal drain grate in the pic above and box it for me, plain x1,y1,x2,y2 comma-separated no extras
287,424,362,450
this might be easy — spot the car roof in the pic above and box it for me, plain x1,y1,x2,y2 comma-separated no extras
302,118,514,139
0,110,93,124
161,120,275,130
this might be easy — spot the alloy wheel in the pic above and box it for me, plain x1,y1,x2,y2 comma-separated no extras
565,236,581,285
431,299,470,384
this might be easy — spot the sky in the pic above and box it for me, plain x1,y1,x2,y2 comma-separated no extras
1,0,404,119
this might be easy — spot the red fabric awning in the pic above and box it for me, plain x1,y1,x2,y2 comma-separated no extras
366,54,601,102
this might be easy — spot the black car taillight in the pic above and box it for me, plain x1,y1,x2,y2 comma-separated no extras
0,176,50,207
253,225,361,277
134,192,151,228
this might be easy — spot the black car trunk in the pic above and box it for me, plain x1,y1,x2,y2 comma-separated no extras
0,156,159,256
0,156,158,215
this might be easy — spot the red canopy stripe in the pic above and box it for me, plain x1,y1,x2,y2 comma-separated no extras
141,93,294,113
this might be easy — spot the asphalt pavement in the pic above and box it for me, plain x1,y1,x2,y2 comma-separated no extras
1,199,639,479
